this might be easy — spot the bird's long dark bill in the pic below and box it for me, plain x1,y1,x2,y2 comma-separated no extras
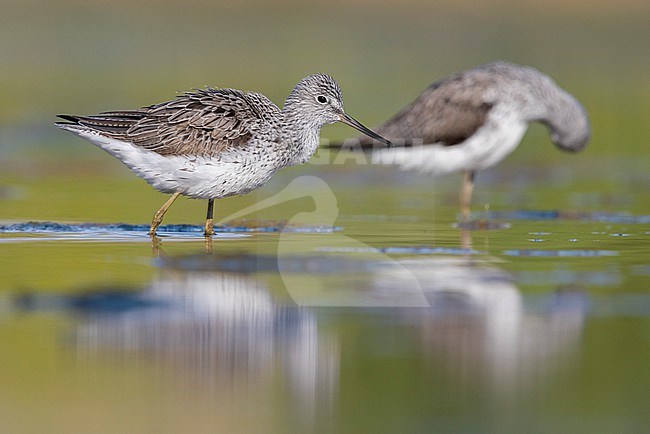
339,113,392,147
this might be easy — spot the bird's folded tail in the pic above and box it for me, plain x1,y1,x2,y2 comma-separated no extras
55,112,145,135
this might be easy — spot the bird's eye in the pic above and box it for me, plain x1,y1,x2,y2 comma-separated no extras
317,95,328,104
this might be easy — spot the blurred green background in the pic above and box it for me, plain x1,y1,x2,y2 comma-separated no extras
1,0,648,146
1,0,648,225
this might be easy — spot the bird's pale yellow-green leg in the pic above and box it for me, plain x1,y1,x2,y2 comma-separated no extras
460,171,475,222
149,192,181,236
204,198,215,237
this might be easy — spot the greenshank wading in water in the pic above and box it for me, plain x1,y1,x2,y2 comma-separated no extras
331,62,590,221
56,73,391,236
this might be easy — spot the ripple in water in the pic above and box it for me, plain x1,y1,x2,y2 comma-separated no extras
481,210,650,224
503,249,619,257
0,220,341,236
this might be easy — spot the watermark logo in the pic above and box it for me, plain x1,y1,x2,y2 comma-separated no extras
218,175,428,306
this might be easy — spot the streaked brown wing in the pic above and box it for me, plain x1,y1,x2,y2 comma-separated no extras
356,70,495,148
64,88,281,157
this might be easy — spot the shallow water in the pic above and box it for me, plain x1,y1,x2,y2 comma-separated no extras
1,154,649,433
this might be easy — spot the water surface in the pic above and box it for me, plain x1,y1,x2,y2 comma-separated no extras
1,156,648,433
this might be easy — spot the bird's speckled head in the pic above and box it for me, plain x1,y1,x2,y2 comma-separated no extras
283,73,392,150
284,73,345,125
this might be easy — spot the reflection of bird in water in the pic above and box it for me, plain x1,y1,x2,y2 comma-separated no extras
330,62,590,221
372,257,588,394
73,262,339,430
12,250,588,424
134,252,586,398
56,74,390,237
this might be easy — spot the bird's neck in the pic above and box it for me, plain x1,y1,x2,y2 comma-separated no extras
281,99,323,166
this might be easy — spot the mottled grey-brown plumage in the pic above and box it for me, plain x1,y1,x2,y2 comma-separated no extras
354,61,590,152
58,88,282,158
56,73,390,236
357,73,493,148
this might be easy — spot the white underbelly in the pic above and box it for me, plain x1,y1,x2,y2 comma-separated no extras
372,113,528,176
81,132,279,199
143,155,278,199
